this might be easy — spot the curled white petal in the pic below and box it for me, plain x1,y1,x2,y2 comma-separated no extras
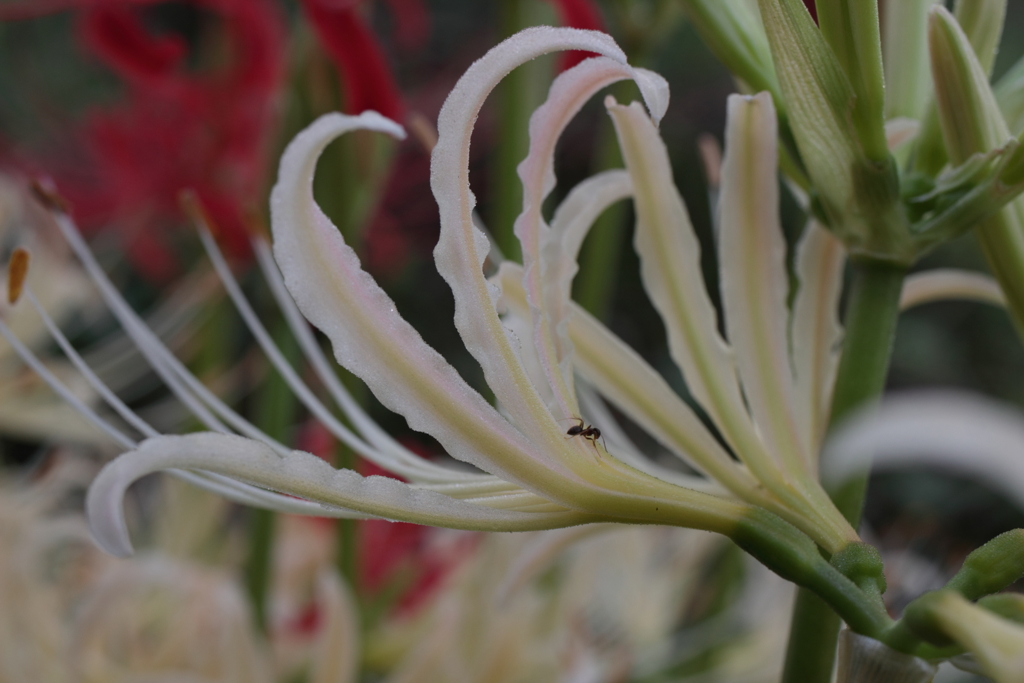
547,169,633,312
822,391,1024,512
791,222,846,460
494,262,756,496
541,169,633,414
431,27,664,469
606,99,776,484
270,110,586,501
87,433,599,557
514,55,668,420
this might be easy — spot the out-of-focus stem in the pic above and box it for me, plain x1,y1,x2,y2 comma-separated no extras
575,83,632,320
335,443,359,588
490,0,551,263
781,261,906,683
245,316,300,632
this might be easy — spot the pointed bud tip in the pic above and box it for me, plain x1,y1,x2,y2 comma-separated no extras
6,248,30,305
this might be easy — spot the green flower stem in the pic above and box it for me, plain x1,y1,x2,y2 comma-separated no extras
828,261,907,516
781,261,907,683
734,510,891,638
244,508,277,633
245,315,300,632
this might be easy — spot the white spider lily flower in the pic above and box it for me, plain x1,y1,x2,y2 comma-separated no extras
82,27,776,559
0,458,358,683
13,24,1014,570
371,527,752,683
5,27,876,564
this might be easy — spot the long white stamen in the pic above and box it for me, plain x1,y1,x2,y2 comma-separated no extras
52,211,292,454
0,315,136,449
25,287,158,440
82,269,216,392
198,230,374,455
199,228,470,484
15,287,370,516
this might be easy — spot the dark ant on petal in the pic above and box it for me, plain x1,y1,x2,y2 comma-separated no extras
566,417,602,446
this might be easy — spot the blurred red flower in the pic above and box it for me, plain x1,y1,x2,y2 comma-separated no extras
2,0,419,278
543,0,604,71
301,0,406,121
70,0,286,277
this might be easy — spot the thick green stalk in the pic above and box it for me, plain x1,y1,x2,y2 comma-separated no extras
781,261,906,683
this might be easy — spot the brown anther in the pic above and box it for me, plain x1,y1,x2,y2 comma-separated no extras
29,179,71,214
7,247,30,305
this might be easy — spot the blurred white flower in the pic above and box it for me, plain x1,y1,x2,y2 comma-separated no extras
0,459,358,683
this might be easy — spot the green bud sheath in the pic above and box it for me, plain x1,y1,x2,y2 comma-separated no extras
954,0,1006,77
929,7,1024,335
946,529,1024,600
758,0,911,262
915,0,1005,176
884,0,942,121
816,0,888,162
681,0,780,99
